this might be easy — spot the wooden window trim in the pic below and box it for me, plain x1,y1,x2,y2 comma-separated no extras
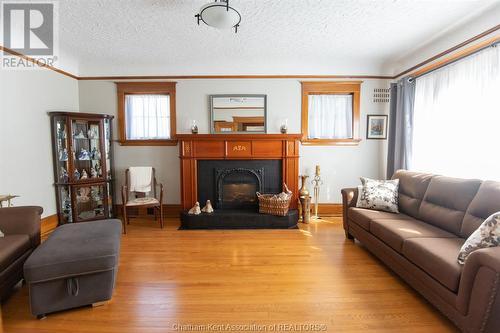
301,81,362,146
116,82,177,146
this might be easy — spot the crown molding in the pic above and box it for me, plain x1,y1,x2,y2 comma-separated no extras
1,24,499,81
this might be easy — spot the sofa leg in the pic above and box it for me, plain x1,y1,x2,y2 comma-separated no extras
37,314,47,320
345,231,354,240
92,301,106,307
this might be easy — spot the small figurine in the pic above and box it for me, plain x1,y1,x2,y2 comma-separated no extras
78,148,90,160
57,125,67,140
74,130,86,139
90,167,98,178
188,202,201,215
74,168,80,180
90,147,101,160
59,148,68,161
81,169,88,179
201,200,214,213
88,128,97,139
60,167,69,182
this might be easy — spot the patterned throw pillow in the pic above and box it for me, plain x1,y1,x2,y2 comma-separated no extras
356,177,399,213
458,212,500,265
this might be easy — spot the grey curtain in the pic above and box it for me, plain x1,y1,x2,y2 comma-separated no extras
386,77,416,179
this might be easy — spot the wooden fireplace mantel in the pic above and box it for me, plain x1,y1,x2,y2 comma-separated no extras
178,134,301,210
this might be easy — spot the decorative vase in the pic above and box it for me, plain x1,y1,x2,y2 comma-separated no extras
299,175,310,197
299,196,311,223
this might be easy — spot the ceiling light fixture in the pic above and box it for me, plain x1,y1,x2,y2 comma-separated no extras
195,0,241,33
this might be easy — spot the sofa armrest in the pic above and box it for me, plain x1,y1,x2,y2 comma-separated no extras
0,206,43,248
341,188,358,238
457,247,500,332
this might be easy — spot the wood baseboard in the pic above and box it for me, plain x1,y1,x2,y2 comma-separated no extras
317,203,342,217
41,214,58,240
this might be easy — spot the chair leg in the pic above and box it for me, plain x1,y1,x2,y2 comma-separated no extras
159,206,164,229
122,206,127,234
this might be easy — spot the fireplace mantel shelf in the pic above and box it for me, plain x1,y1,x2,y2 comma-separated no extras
178,134,300,210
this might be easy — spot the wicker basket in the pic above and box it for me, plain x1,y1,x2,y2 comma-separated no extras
256,183,293,216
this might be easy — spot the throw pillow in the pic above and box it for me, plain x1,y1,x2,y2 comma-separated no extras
458,212,500,265
356,177,399,213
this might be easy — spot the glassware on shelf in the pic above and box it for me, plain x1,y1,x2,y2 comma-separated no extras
57,124,67,140
88,127,99,139
74,130,87,139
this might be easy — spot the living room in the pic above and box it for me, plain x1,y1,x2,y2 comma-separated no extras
0,1,499,332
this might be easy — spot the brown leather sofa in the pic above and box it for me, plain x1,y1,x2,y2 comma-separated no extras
342,170,500,333
0,206,43,300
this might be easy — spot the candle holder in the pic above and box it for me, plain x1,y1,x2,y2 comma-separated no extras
191,120,199,134
311,165,323,219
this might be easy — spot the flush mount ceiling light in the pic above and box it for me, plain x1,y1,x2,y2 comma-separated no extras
195,0,241,33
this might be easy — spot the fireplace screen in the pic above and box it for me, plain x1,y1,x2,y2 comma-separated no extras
216,168,264,209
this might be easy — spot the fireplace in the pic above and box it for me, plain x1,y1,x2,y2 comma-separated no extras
216,167,264,209
197,160,281,211
177,134,300,229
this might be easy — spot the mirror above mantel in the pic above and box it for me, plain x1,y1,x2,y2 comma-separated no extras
210,95,267,134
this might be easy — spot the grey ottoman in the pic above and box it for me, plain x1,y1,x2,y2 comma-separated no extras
23,219,122,318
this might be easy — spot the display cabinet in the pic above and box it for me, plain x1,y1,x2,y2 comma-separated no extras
49,112,115,225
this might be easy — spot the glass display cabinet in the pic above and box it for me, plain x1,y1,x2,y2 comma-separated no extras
49,112,115,225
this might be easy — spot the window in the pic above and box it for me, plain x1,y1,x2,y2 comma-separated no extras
411,45,499,180
301,81,361,145
117,82,177,145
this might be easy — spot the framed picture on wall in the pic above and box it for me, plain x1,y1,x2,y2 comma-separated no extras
366,115,388,140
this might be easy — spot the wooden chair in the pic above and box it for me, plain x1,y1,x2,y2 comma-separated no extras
121,168,164,234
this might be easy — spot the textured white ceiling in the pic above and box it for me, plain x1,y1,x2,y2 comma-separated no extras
58,0,499,76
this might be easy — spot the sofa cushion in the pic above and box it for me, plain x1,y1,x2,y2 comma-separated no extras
0,235,31,271
370,218,456,253
348,207,408,231
392,170,433,219
419,176,481,235
402,238,464,292
24,220,122,283
461,180,500,238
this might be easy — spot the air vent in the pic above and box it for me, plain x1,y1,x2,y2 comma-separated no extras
373,88,390,103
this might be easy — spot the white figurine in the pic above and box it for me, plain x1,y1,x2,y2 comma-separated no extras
90,167,98,178
188,202,201,215
81,169,88,179
201,200,214,213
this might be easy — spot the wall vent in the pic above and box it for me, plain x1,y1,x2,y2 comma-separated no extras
373,88,390,103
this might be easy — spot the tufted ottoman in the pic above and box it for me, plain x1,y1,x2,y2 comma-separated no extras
23,219,122,318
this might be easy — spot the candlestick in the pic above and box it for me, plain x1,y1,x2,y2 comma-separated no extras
311,166,323,220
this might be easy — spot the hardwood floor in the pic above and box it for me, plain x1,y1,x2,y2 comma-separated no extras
1,217,457,333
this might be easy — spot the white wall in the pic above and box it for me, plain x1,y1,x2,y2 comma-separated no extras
0,69,79,217
79,79,390,204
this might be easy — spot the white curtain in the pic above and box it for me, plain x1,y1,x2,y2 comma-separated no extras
412,45,500,180
308,94,353,139
125,94,170,140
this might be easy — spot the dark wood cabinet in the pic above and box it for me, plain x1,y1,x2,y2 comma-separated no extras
49,112,115,225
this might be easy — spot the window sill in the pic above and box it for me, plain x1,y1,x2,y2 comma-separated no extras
118,139,178,146
300,138,362,146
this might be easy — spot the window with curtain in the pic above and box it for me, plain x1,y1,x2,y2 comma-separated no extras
411,45,500,180
301,81,361,145
125,94,171,140
308,94,353,139
116,82,177,146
